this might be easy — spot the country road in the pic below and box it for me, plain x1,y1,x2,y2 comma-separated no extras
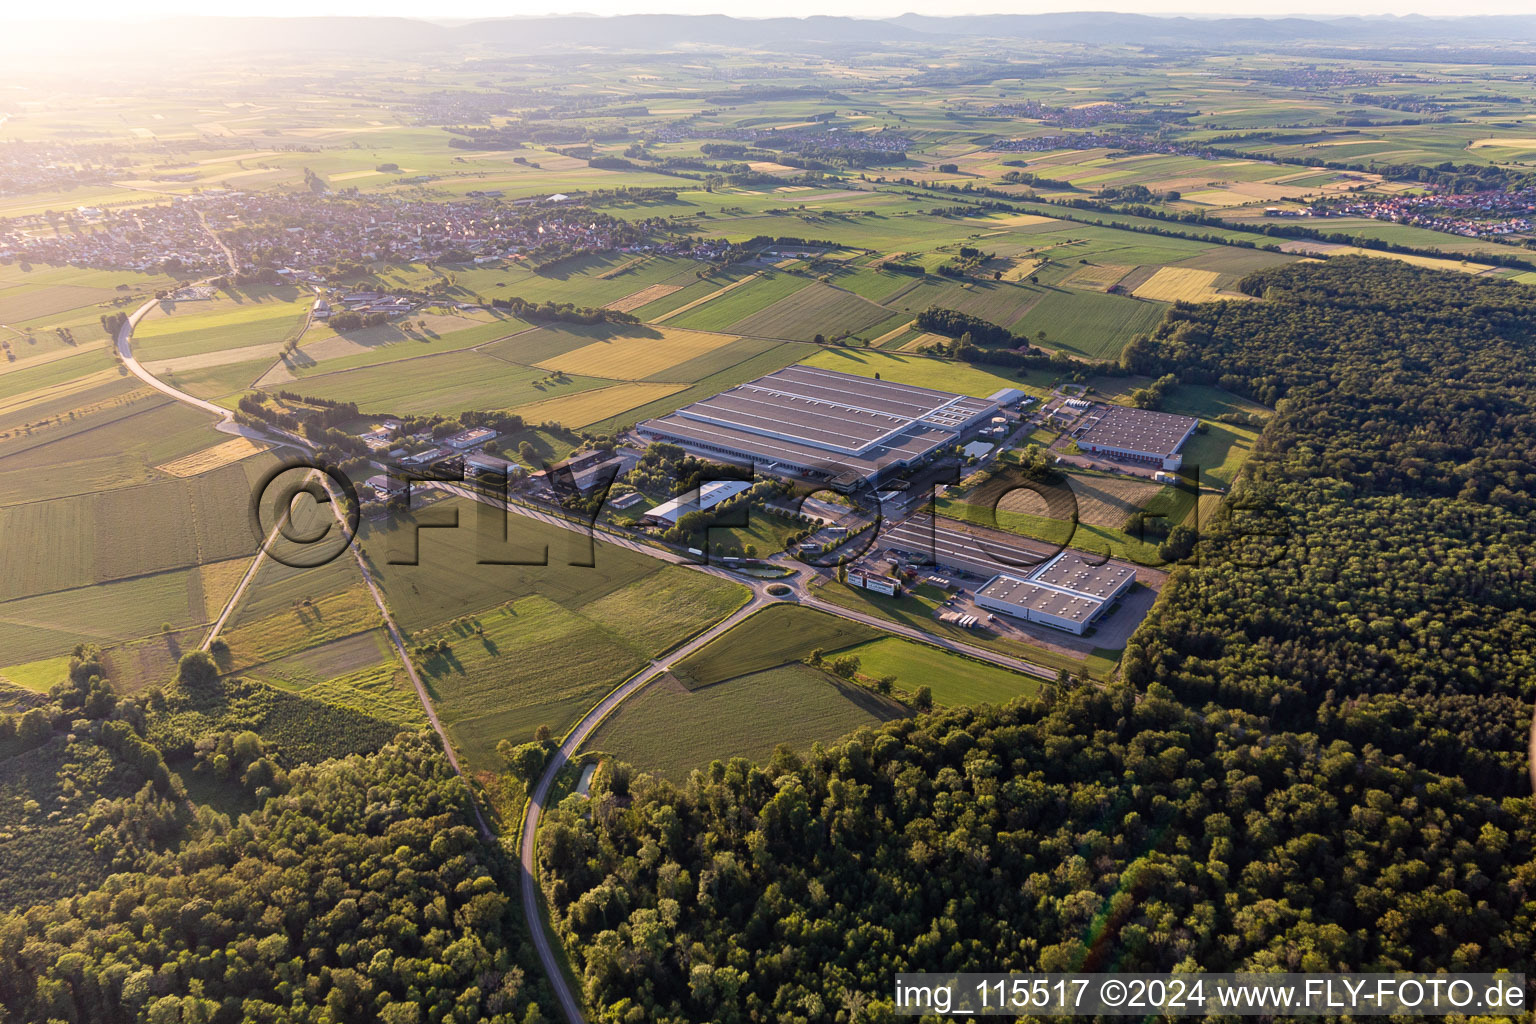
518,591,770,1024
798,589,1057,677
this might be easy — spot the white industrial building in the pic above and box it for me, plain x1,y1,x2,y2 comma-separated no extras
1073,405,1198,470
444,427,499,450
975,551,1136,635
846,568,900,595
642,480,752,526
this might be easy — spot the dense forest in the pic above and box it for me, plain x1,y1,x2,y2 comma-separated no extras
0,653,551,1023
536,258,1536,1021
1123,258,1536,788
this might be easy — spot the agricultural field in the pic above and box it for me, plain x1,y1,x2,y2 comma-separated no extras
583,665,904,781
991,473,1165,531
801,348,1045,398
270,350,610,415
217,584,386,671
0,384,231,504
669,604,879,688
0,264,176,364
1130,267,1229,303
836,636,1042,707
0,565,220,666
241,629,424,727
512,382,687,427
410,564,748,769
134,286,311,366
1012,287,1168,359
155,435,269,476
532,324,746,379
4,29,1536,1024
270,310,532,383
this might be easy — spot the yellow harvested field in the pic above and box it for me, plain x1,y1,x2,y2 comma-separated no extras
1000,257,1045,283
604,283,683,313
899,332,951,352
1469,137,1536,148
199,557,253,621
513,382,686,427
1277,241,1496,275
1132,267,1227,302
328,170,383,181
648,273,759,324
156,436,270,477
1066,263,1130,290
867,320,916,346
536,326,741,379
1178,189,1254,208
977,213,1059,227
0,367,129,418
1330,248,1496,274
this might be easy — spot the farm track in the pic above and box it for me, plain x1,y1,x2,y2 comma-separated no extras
116,296,493,839
647,272,759,324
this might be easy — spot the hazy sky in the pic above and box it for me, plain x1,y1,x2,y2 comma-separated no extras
18,0,1536,19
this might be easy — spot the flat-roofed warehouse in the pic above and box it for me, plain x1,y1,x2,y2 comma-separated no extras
637,365,1000,490
884,515,1051,579
975,551,1136,635
1074,404,1198,470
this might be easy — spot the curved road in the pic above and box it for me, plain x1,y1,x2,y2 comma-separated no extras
518,591,770,1023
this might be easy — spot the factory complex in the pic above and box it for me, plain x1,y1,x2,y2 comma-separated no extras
637,365,1020,491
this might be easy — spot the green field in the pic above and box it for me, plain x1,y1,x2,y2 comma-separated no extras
0,566,215,665
1012,288,1169,360
669,272,813,332
802,348,1042,397
583,663,904,781
267,350,612,415
357,499,744,633
134,286,310,362
0,459,262,599
350,502,750,758
670,603,879,688
837,636,1042,707
935,494,1163,564
0,391,237,504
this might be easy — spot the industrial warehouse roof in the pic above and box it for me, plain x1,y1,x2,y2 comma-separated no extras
640,365,997,482
1030,551,1136,599
657,365,992,458
644,414,953,477
1076,404,1197,457
977,574,1104,625
884,515,1050,576
977,549,1137,626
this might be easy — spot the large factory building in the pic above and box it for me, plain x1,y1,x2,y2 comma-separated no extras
637,365,1005,490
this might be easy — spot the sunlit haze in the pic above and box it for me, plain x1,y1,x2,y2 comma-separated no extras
18,0,1536,19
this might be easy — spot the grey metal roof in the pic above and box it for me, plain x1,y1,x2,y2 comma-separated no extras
1030,551,1135,598
1077,404,1197,457
978,574,1102,623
